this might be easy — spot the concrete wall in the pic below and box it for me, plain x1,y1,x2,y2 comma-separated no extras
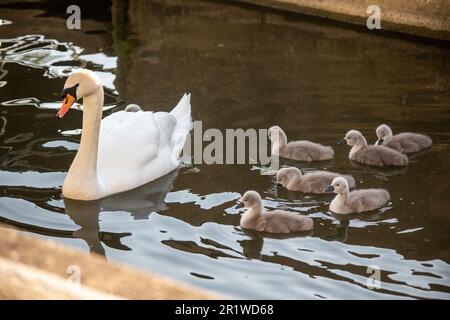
234,0,450,40
0,226,219,299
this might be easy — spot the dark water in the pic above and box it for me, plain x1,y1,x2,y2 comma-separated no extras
1,0,450,299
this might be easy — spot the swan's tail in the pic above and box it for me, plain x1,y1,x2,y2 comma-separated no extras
170,93,193,160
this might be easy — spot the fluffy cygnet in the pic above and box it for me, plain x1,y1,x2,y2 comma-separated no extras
375,124,432,154
325,177,390,214
125,104,142,112
236,190,314,233
338,130,408,167
268,126,334,162
276,167,355,193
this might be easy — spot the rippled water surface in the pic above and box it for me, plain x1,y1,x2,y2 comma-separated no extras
0,0,450,299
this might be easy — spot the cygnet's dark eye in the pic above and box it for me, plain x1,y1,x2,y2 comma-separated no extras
244,199,247,202
336,184,340,187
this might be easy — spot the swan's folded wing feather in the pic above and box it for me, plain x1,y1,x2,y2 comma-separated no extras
97,111,161,193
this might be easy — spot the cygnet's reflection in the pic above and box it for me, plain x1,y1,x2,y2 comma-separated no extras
63,169,179,256
239,228,314,260
325,210,384,243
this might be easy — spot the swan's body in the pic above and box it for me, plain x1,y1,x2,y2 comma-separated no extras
276,167,355,193
268,126,334,161
338,130,408,167
375,124,432,154
58,70,192,200
326,177,390,214
236,191,313,233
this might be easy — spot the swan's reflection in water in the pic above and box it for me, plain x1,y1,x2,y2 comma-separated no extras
63,168,179,256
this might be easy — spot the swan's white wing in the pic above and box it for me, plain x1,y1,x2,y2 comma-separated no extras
93,94,192,198
97,111,163,195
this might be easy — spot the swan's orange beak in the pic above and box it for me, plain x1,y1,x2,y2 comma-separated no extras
56,94,76,119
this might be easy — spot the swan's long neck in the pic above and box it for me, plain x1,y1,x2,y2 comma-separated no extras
384,131,393,144
336,190,349,204
64,87,104,200
272,130,287,154
241,203,262,227
77,89,103,172
350,136,367,158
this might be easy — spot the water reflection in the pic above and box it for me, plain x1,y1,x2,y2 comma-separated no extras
64,168,179,254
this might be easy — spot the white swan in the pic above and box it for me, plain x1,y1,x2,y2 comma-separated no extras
56,69,192,200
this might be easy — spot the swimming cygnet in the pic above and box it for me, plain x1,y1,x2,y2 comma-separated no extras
375,124,432,154
125,104,142,112
268,126,334,161
236,190,313,233
338,130,408,167
325,177,390,214
276,167,355,193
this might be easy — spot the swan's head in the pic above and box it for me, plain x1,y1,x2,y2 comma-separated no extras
235,190,262,209
338,130,364,146
267,125,284,142
57,69,102,118
325,177,349,194
375,124,393,145
276,167,302,188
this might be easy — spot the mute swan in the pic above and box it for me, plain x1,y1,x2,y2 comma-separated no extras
56,69,192,200
268,126,334,161
235,191,314,233
325,177,390,214
276,167,355,193
338,130,408,167
375,124,432,154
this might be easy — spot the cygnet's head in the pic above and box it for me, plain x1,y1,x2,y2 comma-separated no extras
375,124,393,145
57,69,102,119
325,177,349,194
338,130,365,146
276,167,302,188
125,104,142,112
235,190,262,209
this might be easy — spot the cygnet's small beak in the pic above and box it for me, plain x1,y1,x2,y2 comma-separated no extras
325,185,334,192
375,139,384,146
276,183,284,190
337,138,347,146
235,202,244,209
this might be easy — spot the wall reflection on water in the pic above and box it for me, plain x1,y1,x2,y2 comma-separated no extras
0,0,449,299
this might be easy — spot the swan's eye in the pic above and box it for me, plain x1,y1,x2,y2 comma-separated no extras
336,184,340,187
244,199,247,202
